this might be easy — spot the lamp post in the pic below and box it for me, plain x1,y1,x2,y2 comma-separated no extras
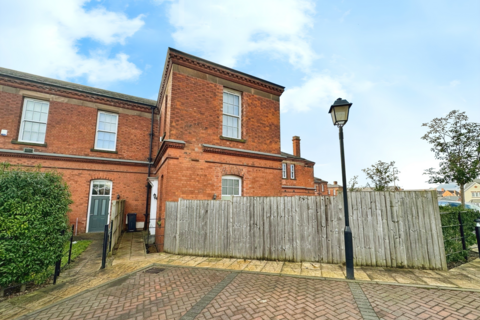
329,98,354,280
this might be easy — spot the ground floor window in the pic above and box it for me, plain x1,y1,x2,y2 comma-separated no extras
222,175,241,196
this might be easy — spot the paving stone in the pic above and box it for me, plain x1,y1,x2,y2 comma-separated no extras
361,283,480,320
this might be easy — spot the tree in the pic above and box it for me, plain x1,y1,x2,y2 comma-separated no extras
0,163,72,287
348,175,362,192
362,161,400,191
422,110,480,206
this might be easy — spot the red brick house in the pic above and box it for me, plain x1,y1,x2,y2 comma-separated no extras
314,177,329,196
0,48,319,250
0,66,157,233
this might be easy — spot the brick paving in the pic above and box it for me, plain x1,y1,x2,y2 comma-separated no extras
361,283,480,320
19,267,229,320
15,266,480,320
195,273,362,320
5,233,480,320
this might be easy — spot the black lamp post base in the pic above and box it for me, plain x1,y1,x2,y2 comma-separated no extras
345,226,355,280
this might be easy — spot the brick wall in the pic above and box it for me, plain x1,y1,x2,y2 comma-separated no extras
167,72,281,154
0,89,155,161
0,155,148,233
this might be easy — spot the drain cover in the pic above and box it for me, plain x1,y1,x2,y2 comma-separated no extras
144,267,165,274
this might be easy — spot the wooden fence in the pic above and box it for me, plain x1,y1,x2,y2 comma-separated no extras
164,191,447,270
109,200,125,251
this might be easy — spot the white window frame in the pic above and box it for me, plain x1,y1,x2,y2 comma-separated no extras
86,180,113,233
282,163,287,179
322,184,324,192
18,98,50,144
222,89,242,139
94,111,119,151
473,192,480,198
329,190,331,195
290,164,295,179
334,190,336,195
221,175,242,196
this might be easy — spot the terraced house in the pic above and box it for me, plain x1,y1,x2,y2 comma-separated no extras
0,48,322,251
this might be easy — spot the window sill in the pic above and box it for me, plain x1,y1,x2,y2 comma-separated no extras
11,140,47,147
220,136,246,143
90,148,118,154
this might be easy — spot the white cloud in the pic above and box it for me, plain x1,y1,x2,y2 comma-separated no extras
164,0,318,71
281,75,347,112
0,0,145,84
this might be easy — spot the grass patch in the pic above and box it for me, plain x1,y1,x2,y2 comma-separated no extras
60,240,91,268
33,240,92,284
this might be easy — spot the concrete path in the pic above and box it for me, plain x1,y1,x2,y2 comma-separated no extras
3,231,480,320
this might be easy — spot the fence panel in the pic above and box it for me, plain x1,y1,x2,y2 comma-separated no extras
109,200,125,251
164,191,447,270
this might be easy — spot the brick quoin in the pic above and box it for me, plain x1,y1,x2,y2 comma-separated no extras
0,48,329,251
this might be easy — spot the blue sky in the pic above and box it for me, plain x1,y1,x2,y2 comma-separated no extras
1,0,479,189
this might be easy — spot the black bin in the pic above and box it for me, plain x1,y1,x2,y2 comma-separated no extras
127,213,137,232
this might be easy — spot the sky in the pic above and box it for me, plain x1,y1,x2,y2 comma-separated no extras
1,0,479,189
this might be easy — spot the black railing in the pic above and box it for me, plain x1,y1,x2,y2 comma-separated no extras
441,211,468,262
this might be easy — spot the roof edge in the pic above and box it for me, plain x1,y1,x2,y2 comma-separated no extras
0,66,156,107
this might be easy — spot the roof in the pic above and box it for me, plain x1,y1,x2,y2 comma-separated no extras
314,177,328,183
280,151,315,164
168,48,284,89
0,66,157,107
328,183,342,188
465,179,480,191
157,47,285,106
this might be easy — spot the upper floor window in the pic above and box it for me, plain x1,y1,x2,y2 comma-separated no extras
290,164,295,179
95,111,118,151
282,163,287,179
223,90,241,139
19,98,49,144
222,175,242,196
473,192,480,198
322,184,324,192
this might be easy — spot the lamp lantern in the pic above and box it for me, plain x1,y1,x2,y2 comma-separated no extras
328,98,352,127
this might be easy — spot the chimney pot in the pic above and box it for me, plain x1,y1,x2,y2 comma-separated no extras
292,136,301,157
334,181,338,185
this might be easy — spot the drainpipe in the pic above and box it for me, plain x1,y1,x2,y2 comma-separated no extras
144,106,156,231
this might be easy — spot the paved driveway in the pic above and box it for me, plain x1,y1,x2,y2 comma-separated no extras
18,265,480,320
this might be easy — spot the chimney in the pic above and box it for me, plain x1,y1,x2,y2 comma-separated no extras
334,181,338,185
292,136,301,157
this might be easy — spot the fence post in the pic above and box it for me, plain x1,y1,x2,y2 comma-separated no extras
101,224,109,269
108,222,113,253
458,211,467,261
68,224,74,264
475,218,480,259
53,229,65,284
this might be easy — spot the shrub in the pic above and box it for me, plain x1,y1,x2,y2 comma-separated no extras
0,163,72,287
439,206,480,263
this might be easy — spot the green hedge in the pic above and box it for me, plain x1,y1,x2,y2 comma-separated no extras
439,206,480,263
0,163,73,287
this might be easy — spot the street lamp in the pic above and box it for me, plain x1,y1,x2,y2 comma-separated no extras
328,98,354,280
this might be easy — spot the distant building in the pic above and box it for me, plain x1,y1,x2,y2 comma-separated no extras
327,181,342,196
465,179,480,204
314,177,328,196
